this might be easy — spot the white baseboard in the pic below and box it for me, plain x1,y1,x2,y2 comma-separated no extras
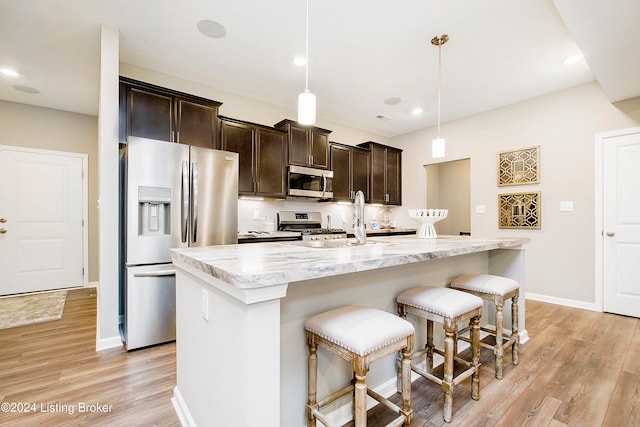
526,292,596,312
86,281,98,289
172,386,196,427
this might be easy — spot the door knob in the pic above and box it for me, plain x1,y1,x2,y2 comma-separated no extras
606,231,615,237
0,218,6,223
0,228,6,234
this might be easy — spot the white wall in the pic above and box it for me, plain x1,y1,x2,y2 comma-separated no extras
96,24,121,350
391,82,640,305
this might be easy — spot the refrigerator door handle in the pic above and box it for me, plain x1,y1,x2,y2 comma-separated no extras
191,161,199,244
133,269,177,278
181,161,189,243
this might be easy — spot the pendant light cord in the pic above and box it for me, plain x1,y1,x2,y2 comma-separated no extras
304,0,310,91
436,41,442,138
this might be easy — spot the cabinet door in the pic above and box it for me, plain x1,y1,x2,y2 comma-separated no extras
221,120,255,195
386,148,402,205
177,99,219,149
352,149,370,202
288,125,309,166
330,145,351,201
255,129,286,198
128,87,174,142
311,131,330,169
369,144,387,204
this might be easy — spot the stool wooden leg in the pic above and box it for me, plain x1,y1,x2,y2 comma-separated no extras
396,303,407,393
512,292,519,366
442,327,455,423
353,371,367,427
306,334,318,427
495,302,504,380
426,319,434,374
471,315,480,401
400,343,414,425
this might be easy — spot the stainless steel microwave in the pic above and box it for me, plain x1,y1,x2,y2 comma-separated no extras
288,165,333,198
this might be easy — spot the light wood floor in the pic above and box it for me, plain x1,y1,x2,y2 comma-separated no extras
360,298,640,427
0,289,638,426
0,288,180,427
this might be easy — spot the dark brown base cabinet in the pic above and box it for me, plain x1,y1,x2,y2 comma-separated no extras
275,119,331,170
119,77,221,149
330,143,370,202
221,117,287,198
357,142,402,205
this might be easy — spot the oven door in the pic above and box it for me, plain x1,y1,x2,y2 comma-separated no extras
288,165,333,198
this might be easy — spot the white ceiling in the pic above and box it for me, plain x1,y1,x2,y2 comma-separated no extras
0,0,638,138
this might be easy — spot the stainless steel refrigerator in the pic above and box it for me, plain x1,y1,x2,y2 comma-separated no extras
120,136,238,350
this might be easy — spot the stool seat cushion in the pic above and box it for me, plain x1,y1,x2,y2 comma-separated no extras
397,286,483,319
450,274,519,296
305,305,414,356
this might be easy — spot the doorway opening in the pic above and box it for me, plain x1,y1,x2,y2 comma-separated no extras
425,158,471,236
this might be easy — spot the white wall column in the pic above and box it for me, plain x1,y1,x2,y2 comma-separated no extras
96,24,122,350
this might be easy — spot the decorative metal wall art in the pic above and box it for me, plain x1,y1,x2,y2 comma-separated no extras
499,191,541,229
498,146,539,186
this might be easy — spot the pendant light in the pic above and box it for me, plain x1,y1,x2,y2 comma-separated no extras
431,34,448,158
298,0,316,125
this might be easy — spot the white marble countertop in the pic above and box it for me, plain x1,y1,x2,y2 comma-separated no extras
170,235,529,289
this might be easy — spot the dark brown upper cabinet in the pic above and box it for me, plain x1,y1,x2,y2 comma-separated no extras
330,143,370,202
220,117,287,198
274,119,331,169
357,141,402,205
119,77,221,149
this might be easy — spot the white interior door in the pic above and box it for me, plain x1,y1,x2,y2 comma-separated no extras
603,131,640,317
0,147,84,295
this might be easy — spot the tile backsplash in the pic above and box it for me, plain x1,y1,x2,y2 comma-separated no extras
238,199,401,232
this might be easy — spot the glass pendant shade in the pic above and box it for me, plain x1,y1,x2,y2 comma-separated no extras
298,90,316,125
432,137,445,158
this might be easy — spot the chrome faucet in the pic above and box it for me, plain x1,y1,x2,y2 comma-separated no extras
353,190,366,244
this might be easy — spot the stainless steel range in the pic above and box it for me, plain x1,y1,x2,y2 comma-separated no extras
277,211,347,242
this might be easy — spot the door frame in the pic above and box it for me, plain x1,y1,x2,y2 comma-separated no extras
0,144,89,288
594,126,640,312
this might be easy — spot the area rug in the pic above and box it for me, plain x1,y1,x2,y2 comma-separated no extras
0,290,67,330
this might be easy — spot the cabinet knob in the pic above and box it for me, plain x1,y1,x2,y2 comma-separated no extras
0,228,7,234
0,217,6,223
606,231,615,237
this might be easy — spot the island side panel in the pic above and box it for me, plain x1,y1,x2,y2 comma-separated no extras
173,266,281,427
280,252,489,427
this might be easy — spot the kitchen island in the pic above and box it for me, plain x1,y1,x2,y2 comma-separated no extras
169,235,528,427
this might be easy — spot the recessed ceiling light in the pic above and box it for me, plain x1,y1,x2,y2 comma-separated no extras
384,97,402,105
197,20,227,39
293,57,306,66
0,68,19,77
411,107,423,115
563,53,583,65
13,85,40,94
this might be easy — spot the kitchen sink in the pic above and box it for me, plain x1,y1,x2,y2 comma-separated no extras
287,238,386,249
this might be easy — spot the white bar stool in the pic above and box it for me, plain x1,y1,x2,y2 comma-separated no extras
397,286,483,423
450,274,520,379
305,305,414,427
